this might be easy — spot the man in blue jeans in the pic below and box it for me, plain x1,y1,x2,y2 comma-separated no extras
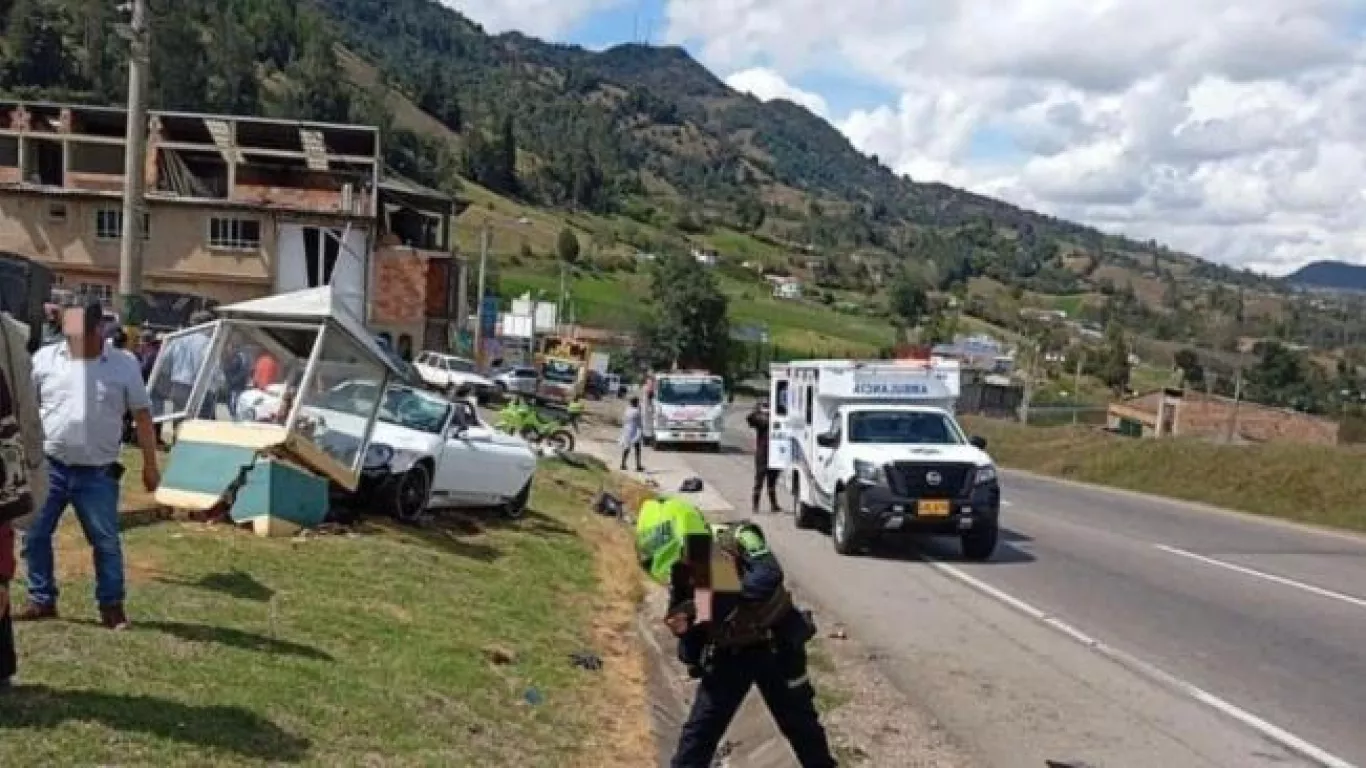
17,304,161,630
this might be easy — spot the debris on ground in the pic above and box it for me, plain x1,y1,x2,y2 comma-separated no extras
829,625,848,640
483,645,518,665
523,687,543,706
678,477,704,493
569,650,604,671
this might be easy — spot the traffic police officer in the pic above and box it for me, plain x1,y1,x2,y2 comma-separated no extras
635,497,837,767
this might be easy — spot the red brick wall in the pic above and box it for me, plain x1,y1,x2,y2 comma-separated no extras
370,246,429,325
1176,395,1338,446
66,171,124,193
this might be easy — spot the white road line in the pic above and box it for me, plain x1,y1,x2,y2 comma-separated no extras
925,560,1357,768
1155,544,1366,611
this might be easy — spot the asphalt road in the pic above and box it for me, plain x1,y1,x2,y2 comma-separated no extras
641,408,1366,768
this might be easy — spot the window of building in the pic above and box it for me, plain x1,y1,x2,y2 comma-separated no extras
94,208,150,241
208,217,262,251
79,283,113,302
46,203,67,223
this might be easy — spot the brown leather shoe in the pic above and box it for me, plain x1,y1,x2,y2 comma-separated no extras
99,604,129,631
13,602,57,622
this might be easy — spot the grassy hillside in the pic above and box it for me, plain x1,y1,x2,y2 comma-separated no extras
961,418,1366,533
6,0,1364,386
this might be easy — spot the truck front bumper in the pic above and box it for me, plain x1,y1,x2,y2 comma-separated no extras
848,480,1000,535
654,428,722,444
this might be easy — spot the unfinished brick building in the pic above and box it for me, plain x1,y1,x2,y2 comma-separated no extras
1107,388,1340,446
0,100,378,314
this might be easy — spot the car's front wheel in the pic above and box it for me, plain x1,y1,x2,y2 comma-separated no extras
504,479,531,520
388,464,431,524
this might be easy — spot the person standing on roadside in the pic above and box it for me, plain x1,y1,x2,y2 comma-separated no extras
746,399,781,514
620,396,645,472
17,304,161,631
0,307,48,688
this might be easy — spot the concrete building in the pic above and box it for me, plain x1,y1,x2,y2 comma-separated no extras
1107,388,1340,446
0,100,378,316
770,276,802,300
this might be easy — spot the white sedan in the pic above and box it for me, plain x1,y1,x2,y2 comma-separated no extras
413,351,497,401
237,380,538,522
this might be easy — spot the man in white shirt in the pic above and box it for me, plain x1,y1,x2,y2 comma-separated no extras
16,304,160,630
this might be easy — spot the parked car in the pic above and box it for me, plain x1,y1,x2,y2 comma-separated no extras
493,366,539,397
239,379,538,522
413,351,497,402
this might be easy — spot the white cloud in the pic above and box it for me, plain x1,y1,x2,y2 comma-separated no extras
725,68,829,117
441,0,624,39
664,0,1366,274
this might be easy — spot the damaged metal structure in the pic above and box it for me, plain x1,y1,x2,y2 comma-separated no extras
149,286,406,536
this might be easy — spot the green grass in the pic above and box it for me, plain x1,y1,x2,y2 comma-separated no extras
1,459,649,767
961,416,1366,533
499,261,896,357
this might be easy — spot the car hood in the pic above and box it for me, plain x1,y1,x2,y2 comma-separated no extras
843,444,992,467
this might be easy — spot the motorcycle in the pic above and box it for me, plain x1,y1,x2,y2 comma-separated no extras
496,398,576,453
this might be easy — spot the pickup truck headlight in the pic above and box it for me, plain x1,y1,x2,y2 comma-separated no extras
974,466,998,485
363,443,395,470
853,459,887,485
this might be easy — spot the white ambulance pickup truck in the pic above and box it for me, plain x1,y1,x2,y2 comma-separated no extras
769,359,1001,560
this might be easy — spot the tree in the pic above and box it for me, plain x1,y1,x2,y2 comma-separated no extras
1173,348,1204,387
1098,323,1131,394
640,251,731,374
557,227,581,264
888,271,929,327
4,0,70,90
495,113,518,194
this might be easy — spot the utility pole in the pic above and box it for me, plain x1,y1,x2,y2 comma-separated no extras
1019,341,1036,426
1072,349,1084,426
557,259,566,334
472,223,490,370
116,0,150,328
1224,366,1244,443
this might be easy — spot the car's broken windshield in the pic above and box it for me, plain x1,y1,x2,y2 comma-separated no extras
848,411,963,445
318,382,449,434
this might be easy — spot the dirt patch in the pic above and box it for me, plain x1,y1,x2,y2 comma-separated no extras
800,592,978,767
50,518,163,586
568,500,656,768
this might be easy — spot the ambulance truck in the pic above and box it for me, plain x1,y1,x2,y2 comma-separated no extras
645,370,727,451
769,359,1001,560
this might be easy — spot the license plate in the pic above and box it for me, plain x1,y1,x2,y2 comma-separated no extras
917,499,951,517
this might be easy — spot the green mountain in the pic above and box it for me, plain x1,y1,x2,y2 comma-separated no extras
1286,261,1366,293
0,0,1297,347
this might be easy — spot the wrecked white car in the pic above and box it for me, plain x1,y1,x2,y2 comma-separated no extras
238,380,538,522
148,286,538,529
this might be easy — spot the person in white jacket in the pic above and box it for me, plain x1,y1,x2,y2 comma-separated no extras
0,310,49,688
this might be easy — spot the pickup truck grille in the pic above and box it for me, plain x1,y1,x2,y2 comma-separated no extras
888,462,973,499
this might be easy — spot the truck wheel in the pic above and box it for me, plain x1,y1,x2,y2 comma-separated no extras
831,487,862,556
793,479,819,530
961,521,999,562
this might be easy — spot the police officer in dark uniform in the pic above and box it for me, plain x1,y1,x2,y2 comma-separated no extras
635,497,837,767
